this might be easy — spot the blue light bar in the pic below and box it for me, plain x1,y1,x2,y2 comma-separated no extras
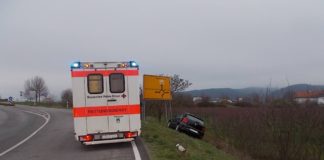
71,62,81,69
129,61,138,67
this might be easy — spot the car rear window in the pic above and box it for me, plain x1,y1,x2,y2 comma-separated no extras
187,115,204,125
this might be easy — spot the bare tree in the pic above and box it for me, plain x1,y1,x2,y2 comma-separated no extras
171,74,192,93
145,74,193,121
23,90,34,101
251,93,261,106
24,76,48,103
61,89,73,108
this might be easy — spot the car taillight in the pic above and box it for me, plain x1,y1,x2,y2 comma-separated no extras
182,117,189,123
124,132,138,138
80,135,93,142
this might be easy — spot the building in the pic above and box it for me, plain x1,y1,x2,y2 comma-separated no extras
294,90,324,105
193,97,202,104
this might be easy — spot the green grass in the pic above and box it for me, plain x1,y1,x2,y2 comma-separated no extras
141,117,237,160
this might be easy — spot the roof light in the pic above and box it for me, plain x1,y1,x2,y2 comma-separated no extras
118,63,127,68
71,62,81,68
84,63,90,68
129,61,138,67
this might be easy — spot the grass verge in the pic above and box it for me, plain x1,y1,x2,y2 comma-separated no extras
141,117,236,160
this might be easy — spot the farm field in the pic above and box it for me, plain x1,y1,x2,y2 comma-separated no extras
169,106,324,160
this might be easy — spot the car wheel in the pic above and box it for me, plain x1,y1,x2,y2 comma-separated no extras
175,125,180,132
167,122,171,128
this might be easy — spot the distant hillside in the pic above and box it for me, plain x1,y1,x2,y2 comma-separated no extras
185,87,267,99
185,84,324,99
271,84,324,98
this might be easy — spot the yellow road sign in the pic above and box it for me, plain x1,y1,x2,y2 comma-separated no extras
143,75,172,100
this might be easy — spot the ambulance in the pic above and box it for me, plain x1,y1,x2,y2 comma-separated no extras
70,61,141,145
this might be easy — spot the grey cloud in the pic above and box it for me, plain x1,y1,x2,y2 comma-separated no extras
0,0,323,98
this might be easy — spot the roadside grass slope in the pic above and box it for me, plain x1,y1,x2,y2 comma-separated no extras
141,117,236,160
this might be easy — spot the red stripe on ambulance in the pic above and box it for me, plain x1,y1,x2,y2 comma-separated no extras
71,70,139,77
73,104,140,117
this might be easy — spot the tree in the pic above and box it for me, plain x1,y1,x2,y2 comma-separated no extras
24,76,48,103
251,93,261,106
145,74,193,122
61,89,73,108
170,74,193,107
171,74,192,93
24,90,34,101
197,95,212,107
172,93,195,108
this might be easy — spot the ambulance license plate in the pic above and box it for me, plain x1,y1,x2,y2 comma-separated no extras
102,134,118,139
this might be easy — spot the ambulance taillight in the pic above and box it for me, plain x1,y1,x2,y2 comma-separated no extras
124,132,138,138
79,135,94,142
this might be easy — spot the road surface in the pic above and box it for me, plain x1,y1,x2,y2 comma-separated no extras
0,105,149,160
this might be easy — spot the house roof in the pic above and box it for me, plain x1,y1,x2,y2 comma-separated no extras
294,90,324,98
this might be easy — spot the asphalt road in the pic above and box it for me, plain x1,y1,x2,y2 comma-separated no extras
0,105,149,160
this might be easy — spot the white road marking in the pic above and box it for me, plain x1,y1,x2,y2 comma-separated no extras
131,140,142,160
0,109,51,157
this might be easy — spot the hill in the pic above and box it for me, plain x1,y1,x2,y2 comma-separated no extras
271,84,324,98
185,87,267,99
185,84,324,99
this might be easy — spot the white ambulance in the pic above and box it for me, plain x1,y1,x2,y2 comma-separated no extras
70,61,141,145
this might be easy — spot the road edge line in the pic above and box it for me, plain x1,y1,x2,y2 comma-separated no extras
0,109,51,157
131,140,142,160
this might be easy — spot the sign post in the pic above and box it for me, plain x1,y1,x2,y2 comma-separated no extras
8,96,14,106
8,97,13,102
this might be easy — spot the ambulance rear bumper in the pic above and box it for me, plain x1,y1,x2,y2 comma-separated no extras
83,138,134,145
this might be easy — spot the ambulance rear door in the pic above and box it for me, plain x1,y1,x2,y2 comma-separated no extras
107,68,130,132
85,69,110,134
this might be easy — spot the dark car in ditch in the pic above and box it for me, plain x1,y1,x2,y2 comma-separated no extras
167,113,205,138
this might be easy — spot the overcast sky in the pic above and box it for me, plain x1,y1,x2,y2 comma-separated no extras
0,0,323,99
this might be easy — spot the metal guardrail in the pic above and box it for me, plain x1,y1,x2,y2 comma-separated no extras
0,101,15,106
0,99,9,102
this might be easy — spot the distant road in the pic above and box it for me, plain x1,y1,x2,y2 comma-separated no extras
0,105,149,160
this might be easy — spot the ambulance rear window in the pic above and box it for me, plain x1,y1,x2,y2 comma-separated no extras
88,74,104,94
109,73,125,93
